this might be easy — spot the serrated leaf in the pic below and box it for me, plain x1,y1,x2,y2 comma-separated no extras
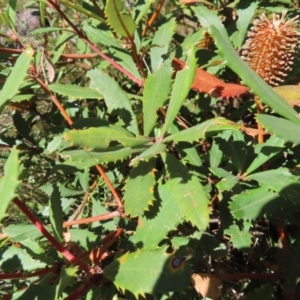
209,140,223,167
87,68,139,134
0,146,20,222
11,284,56,300
163,117,240,143
234,2,258,49
230,173,300,220
161,46,196,136
176,142,202,167
211,168,239,191
245,168,300,197
257,114,300,145
224,223,252,250
163,153,210,229
91,196,117,231
104,249,191,297
83,25,142,80
49,184,63,242
55,265,78,299
245,136,285,176
3,224,43,242
130,143,166,165
0,245,47,272
193,6,229,44
124,160,156,217
57,0,106,23
61,147,131,168
143,61,173,136
49,83,103,100
134,177,184,249
13,111,36,145
150,18,176,72
105,0,136,37
68,228,98,250
207,25,300,123
0,47,34,113
215,138,247,173
230,186,281,220
64,126,150,150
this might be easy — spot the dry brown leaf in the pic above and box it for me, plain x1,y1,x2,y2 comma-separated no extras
191,273,222,299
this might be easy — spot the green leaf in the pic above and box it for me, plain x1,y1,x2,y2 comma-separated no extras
208,25,300,124
11,285,56,300
230,171,300,220
0,146,19,222
245,135,285,176
91,196,117,231
150,18,176,72
193,6,229,44
209,139,223,168
176,142,202,167
3,224,43,242
57,0,106,23
64,126,150,150
31,27,68,34
13,111,36,145
234,2,258,49
61,147,132,168
134,188,182,249
257,114,300,145
161,46,196,136
104,249,191,298
49,185,63,242
163,118,240,143
224,223,252,250
55,265,78,299
83,25,142,80
0,245,47,272
68,228,98,250
245,169,300,197
0,47,34,113
230,186,281,220
143,61,173,136
130,143,166,165
105,0,136,37
124,160,156,217
87,68,139,134
163,154,210,229
49,83,103,100
211,168,239,191
135,0,152,24
215,138,247,173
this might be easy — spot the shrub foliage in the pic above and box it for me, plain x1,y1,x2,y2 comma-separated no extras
1,0,300,299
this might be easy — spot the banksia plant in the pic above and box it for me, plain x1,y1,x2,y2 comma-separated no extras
241,11,300,86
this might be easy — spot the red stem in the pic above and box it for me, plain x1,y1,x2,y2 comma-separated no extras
47,0,143,86
13,198,90,273
65,279,94,300
63,210,121,227
0,265,58,280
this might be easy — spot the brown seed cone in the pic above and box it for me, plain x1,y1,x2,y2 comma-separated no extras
197,32,214,49
241,10,299,86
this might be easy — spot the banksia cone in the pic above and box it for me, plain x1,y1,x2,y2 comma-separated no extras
197,32,214,49
241,11,299,86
